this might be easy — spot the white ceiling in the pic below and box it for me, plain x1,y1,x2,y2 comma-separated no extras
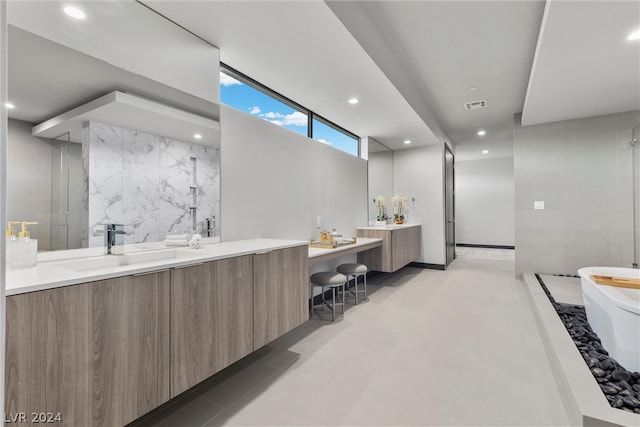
7,1,640,160
326,0,546,161
7,1,220,146
522,0,640,126
147,0,639,160
8,0,218,104
145,0,439,151
7,25,216,124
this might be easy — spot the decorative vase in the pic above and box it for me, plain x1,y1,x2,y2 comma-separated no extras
394,217,404,224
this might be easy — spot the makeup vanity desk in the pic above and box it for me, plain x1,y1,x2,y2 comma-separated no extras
307,237,383,265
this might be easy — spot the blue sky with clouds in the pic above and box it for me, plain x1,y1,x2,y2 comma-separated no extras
220,72,358,156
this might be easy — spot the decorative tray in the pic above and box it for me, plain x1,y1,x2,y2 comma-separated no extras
591,274,640,290
309,238,357,249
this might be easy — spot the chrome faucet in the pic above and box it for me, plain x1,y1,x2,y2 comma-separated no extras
104,223,125,255
203,216,216,237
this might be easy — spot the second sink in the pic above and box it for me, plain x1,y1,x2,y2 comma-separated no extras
58,249,187,272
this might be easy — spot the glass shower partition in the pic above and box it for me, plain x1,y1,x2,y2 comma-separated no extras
49,132,83,250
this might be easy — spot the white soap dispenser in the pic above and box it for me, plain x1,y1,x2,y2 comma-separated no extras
6,221,18,269
6,221,38,269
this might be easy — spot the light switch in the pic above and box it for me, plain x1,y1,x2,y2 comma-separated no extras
316,215,321,228
534,201,545,210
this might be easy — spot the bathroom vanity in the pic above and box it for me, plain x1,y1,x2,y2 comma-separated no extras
356,224,421,272
4,239,308,426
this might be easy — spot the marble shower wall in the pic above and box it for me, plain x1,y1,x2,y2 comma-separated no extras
83,121,220,247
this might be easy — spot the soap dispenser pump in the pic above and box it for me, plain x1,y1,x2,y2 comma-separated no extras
18,221,38,238
6,221,17,238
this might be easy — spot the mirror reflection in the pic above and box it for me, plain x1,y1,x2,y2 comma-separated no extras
367,138,393,222
7,1,221,252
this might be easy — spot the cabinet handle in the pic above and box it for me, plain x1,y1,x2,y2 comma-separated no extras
173,263,205,270
133,269,169,277
255,251,272,255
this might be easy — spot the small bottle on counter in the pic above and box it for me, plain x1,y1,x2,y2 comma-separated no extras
330,228,339,247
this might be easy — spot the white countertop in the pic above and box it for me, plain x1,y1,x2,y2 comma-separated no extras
6,238,307,296
308,237,382,265
33,236,221,263
356,223,421,231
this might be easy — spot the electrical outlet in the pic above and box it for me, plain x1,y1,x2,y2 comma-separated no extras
534,201,545,210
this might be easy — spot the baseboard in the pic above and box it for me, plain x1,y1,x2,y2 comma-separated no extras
409,262,445,270
456,243,515,250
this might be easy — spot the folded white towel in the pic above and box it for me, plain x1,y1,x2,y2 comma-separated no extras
164,239,189,246
165,233,189,240
188,234,203,249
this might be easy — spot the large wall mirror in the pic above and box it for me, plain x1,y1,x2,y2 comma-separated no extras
7,0,221,252
367,138,393,221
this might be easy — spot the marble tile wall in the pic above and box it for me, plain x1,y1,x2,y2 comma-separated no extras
83,121,220,248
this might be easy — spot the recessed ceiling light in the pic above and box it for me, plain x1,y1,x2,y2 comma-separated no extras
348,98,359,105
628,29,640,41
482,150,489,154
469,86,478,91
5,102,15,109
477,130,486,136
194,133,202,140
64,6,86,20
404,140,411,144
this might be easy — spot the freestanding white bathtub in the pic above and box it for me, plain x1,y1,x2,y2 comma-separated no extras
578,267,640,373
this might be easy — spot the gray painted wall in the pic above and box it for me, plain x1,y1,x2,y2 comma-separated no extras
220,105,368,244
393,144,445,265
514,110,640,276
7,119,53,250
7,119,85,251
456,156,514,246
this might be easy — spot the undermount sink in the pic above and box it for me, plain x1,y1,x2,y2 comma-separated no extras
58,249,188,272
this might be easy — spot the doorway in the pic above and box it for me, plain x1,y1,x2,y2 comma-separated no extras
445,145,455,266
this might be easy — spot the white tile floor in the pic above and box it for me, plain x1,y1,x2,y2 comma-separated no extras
455,246,515,261
132,256,572,427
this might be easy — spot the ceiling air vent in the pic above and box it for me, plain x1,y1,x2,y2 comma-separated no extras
464,99,488,110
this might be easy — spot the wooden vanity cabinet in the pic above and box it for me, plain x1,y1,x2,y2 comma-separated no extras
5,243,309,425
170,246,308,394
5,271,171,427
391,226,421,271
253,245,309,349
170,255,254,396
357,225,421,272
